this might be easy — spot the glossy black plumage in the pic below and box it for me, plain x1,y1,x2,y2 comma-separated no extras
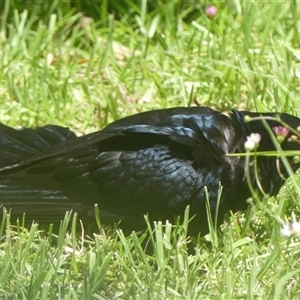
1,107,300,234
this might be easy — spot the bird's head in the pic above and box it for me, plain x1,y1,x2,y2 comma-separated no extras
231,109,300,196
231,110,300,153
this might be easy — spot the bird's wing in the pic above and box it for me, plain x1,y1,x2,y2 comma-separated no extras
104,107,238,155
0,107,237,170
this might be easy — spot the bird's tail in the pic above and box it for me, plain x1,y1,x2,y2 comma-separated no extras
0,123,86,223
0,123,77,168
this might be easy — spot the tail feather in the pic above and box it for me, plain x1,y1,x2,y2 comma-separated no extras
0,123,91,223
0,123,77,167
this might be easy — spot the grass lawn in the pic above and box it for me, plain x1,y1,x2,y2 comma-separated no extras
1,1,300,299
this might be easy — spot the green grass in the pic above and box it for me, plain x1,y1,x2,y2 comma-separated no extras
1,1,300,298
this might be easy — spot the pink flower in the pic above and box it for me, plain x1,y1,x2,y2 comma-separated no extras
273,126,289,137
273,126,289,143
205,5,217,18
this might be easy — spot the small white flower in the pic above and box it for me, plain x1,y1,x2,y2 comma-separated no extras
280,221,300,237
244,140,255,151
244,133,261,151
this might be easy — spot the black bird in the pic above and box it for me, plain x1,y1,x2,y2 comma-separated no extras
0,107,300,234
